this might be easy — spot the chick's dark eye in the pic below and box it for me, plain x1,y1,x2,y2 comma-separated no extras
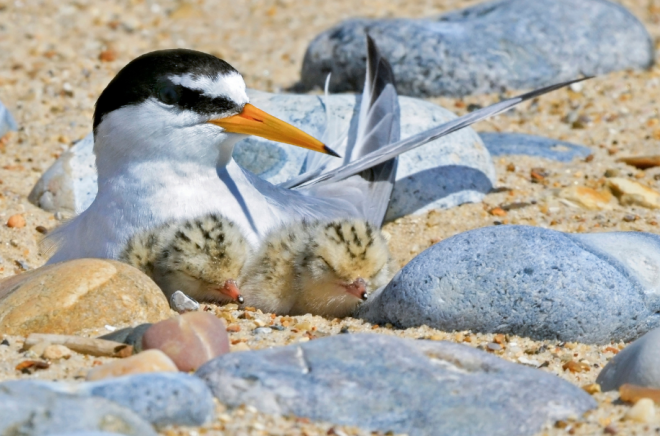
158,84,181,105
318,256,335,272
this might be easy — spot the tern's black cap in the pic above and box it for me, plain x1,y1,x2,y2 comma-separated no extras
93,49,240,130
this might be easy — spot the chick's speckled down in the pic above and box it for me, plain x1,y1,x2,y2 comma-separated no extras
241,218,395,318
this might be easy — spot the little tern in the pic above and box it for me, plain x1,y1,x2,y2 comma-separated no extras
45,43,587,267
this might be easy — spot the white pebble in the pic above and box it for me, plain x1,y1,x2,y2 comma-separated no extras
625,398,656,423
170,290,200,313
569,82,583,93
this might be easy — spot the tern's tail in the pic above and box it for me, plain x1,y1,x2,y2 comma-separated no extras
290,35,401,228
294,76,591,190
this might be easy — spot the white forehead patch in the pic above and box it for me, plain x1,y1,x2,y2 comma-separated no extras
169,71,248,105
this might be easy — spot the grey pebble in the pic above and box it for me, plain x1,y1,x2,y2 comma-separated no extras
0,382,156,436
479,133,592,162
597,327,660,391
359,225,660,344
486,343,502,352
254,327,273,335
170,290,200,313
99,323,152,354
196,333,595,436
297,0,653,97
2,372,214,427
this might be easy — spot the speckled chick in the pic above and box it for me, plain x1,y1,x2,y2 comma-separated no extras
121,213,250,304
241,218,396,317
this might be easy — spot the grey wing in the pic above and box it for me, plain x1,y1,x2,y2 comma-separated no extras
291,35,401,227
242,167,361,222
297,77,591,189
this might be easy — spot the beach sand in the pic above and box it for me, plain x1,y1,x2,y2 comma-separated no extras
1,0,660,434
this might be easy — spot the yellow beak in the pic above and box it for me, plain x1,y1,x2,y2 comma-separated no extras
209,103,339,157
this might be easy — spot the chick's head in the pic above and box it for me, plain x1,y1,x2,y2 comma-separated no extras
299,219,392,301
158,214,250,303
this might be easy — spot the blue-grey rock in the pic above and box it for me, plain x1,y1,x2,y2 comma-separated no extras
2,373,214,427
298,0,653,97
47,433,128,436
479,133,592,162
359,226,660,344
197,333,595,436
597,327,660,391
29,90,494,220
99,323,152,353
0,99,17,138
0,382,156,436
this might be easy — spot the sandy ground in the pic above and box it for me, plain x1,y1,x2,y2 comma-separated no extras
2,0,660,434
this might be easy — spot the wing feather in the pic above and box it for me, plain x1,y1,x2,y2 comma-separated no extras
296,77,591,189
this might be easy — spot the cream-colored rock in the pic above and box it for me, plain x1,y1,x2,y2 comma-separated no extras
28,340,52,357
42,344,72,360
556,186,614,210
86,349,178,381
607,178,660,209
625,398,656,423
0,259,172,335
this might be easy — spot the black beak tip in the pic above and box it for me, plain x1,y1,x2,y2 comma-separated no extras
324,145,341,158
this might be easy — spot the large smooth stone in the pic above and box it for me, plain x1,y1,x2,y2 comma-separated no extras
29,90,494,221
0,99,17,138
479,133,592,162
597,327,660,391
0,381,157,436
358,226,660,344
298,0,653,97
0,259,172,335
197,333,595,436
2,372,214,427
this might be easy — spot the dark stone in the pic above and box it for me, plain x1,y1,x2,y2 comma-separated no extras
197,334,595,436
298,0,653,97
99,323,152,353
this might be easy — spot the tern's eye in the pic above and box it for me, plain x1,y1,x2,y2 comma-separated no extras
158,84,182,105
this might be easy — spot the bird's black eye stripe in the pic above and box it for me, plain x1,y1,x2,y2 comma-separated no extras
155,80,237,116
176,87,237,115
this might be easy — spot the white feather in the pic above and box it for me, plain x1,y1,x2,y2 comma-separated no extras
169,71,248,104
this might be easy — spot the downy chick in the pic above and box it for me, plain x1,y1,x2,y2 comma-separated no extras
241,218,396,317
121,213,250,304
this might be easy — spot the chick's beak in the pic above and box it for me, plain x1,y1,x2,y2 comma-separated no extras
209,103,340,157
343,277,368,301
221,279,244,304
